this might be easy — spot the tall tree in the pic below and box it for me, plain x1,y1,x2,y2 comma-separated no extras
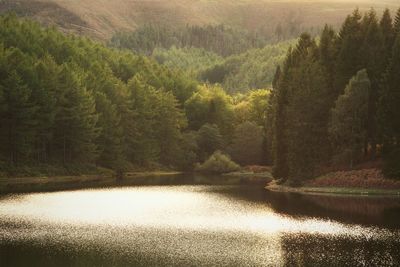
53,64,99,164
360,9,385,158
329,70,370,169
394,8,400,35
378,34,400,178
0,71,37,165
380,8,395,57
334,9,363,95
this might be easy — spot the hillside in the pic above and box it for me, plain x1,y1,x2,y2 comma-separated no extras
1,0,398,41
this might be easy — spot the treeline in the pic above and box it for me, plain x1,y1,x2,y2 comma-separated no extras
268,8,400,182
152,46,223,79
200,40,293,93
110,24,268,57
0,14,270,176
150,41,292,94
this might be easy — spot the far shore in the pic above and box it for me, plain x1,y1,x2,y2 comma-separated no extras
0,168,273,194
0,171,183,194
266,181,400,197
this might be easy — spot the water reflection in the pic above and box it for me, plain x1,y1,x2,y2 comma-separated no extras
0,184,400,266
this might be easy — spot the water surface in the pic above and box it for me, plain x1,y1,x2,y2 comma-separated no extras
1,176,400,266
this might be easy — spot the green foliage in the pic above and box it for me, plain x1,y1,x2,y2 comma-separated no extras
152,46,223,78
269,8,399,181
200,40,294,93
227,122,264,166
110,24,268,57
196,124,223,161
195,151,240,174
232,89,270,126
329,70,370,169
0,14,196,175
378,34,400,178
174,132,199,171
184,84,234,137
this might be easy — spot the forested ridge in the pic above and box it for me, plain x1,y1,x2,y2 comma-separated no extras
1,6,400,182
111,24,295,93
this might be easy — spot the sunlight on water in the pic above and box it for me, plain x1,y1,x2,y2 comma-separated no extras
0,186,386,237
1,186,399,266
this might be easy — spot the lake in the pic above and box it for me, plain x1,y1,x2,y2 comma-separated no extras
1,175,400,266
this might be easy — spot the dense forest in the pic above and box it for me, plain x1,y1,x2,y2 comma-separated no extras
0,6,400,182
110,24,269,57
268,8,400,181
0,14,268,176
111,24,294,93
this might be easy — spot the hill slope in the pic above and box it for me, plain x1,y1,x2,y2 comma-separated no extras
1,0,398,40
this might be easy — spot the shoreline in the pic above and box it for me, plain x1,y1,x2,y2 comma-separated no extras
0,171,183,194
266,180,400,197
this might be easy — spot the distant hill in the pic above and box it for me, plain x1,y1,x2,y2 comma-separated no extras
1,0,398,41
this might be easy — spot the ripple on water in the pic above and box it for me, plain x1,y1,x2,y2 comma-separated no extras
0,186,399,266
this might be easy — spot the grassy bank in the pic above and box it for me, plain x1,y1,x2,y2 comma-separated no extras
266,168,400,196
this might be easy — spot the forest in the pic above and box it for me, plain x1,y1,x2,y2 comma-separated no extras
0,7,400,182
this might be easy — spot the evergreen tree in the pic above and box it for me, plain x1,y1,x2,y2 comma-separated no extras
33,55,59,162
0,71,37,165
153,90,187,165
329,70,370,169
394,8,400,34
53,64,99,164
378,34,400,178
360,9,385,158
94,92,124,169
334,9,363,95
380,8,395,57
319,25,337,100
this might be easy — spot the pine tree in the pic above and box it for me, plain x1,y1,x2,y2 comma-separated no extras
378,34,400,178
272,48,292,180
94,92,124,169
153,90,187,165
53,64,99,164
329,70,370,169
0,71,38,165
33,54,59,162
380,8,395,56
360,9,385,159
334,9,363,95
319,25,337,100
272,65,281,90
394,8,400,34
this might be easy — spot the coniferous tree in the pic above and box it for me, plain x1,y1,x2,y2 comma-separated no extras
394,8,400,34
334,9,363,95
319,25,337,100
329,70,370,169
360,9,385,158
53,64,99,165
94,92,124,169
380,9,395,57
0,71,37,165
378,34,400,178
33,55,59,162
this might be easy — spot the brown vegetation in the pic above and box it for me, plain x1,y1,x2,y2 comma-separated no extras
306,168,400,189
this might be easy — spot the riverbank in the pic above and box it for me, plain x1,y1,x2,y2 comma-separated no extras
0,171,183,194
266,168,400,196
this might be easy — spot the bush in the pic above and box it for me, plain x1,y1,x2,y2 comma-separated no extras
195,151,240,174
